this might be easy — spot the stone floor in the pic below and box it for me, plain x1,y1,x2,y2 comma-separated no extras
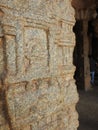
77,86,98,130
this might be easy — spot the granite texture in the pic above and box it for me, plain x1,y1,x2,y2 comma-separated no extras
0,0,79,130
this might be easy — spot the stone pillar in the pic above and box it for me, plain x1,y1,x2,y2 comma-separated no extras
74,8,91,90
0,1,79,130
83,20,91,90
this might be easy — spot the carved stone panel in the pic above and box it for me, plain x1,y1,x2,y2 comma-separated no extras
24,27,48,77
6,78,78,129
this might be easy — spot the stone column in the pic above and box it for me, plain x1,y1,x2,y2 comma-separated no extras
75,9,91,90
83,20,91,90
0,1,79,130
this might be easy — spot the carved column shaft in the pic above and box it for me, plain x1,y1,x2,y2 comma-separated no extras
0,1,79,130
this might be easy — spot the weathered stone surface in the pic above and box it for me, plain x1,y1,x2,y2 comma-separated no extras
24,27,48,75
0,0,79,130
0,38,4,76
5,78,78,129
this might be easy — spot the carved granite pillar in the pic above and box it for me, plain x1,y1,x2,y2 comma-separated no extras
0,0,79,130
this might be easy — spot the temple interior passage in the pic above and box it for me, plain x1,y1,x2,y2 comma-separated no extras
74,15,98,130
72,0,98,129
72,0,98,90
